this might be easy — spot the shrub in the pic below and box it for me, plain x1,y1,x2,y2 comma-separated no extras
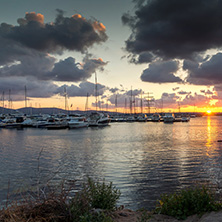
155,186,222,220
86,178,121,210
70,178,120,221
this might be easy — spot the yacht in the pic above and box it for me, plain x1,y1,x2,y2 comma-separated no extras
163,113,175,123
181,115,190,122
68,115,88,129
46,119,68,130
137,114,147,122
88,112,111,127
151,113,161,122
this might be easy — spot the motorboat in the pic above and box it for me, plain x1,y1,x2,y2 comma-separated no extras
126,115,136,122
88,112,111,127
1,117,22,128
68,115,88,129
163,113,175,123
46,120,68,130
137,114,147,122
21,118,34,127
181,115,190,122
151,113,161,122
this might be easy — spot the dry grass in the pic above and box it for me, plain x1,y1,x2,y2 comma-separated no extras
0,192,71,222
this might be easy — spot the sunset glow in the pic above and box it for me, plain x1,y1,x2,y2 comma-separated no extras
206,110,212,114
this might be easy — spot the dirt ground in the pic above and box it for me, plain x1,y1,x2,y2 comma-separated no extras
113,209,222,222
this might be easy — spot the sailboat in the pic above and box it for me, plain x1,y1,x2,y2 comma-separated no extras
87,72,111,127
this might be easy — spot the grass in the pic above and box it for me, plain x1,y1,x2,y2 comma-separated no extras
0,178,120,222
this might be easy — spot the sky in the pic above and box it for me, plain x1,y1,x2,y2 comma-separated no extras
1,0,222,113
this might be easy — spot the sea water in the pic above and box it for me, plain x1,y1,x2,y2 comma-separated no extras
0,115,222,210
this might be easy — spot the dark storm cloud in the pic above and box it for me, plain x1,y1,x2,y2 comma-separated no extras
0,11,108,89
185,53,222,85
55,81,106,97
0,55,107,82
1,11,108,53
0,53,55,78
0,77,58,101
128,52,154,64
47,57,107,82
122,0,222,61
140,60,182,83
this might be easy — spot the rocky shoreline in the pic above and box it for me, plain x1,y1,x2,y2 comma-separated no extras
113,209,222,222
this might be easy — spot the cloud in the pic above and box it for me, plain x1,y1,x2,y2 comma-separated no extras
172,87,180,91
0,55,107,82
155,93,179,109
185,53,222,85
1,10,108,53
0,77,58,101
200,89,214,95
181,93,212,108
140,60,182,83
126,88,143,96
0,10,108,90
109,87,119,93
55,81,107,97
177,91,191,95
108,88,143,107
46,57,107,82
122,0,222,61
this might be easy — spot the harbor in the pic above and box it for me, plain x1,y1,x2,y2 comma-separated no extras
0,107,204,129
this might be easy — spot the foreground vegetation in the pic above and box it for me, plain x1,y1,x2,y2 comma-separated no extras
154,185,222,220
0,178,120,222
0,179,222,222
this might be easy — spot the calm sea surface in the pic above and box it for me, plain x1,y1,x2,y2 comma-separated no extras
1,116,222,210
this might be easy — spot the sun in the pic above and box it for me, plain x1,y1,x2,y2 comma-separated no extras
206,110,212,114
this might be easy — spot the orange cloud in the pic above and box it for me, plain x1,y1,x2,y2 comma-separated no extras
17,12,44,25
25,12,44,24
72,14,82,19
92,21,106,32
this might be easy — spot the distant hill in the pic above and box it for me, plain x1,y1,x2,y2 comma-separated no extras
0,107,87,115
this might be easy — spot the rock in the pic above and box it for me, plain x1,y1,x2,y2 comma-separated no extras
119,212,128,217
198,211,222,222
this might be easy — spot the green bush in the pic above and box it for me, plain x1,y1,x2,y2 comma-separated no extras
155,186,222,220
86,178,121,210
70,178,120,221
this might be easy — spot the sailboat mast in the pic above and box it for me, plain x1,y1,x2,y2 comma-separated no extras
140,92,143,114
64,86,67,112
2,91,4,114
115,94,117,113
130,86,133,115
85,92,89,112
25,85,27,109
95,72,98,111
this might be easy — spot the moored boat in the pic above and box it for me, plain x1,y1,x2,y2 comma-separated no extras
68,115,88,129
151,113,161,122
88,112,111,127
163,113,175,123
